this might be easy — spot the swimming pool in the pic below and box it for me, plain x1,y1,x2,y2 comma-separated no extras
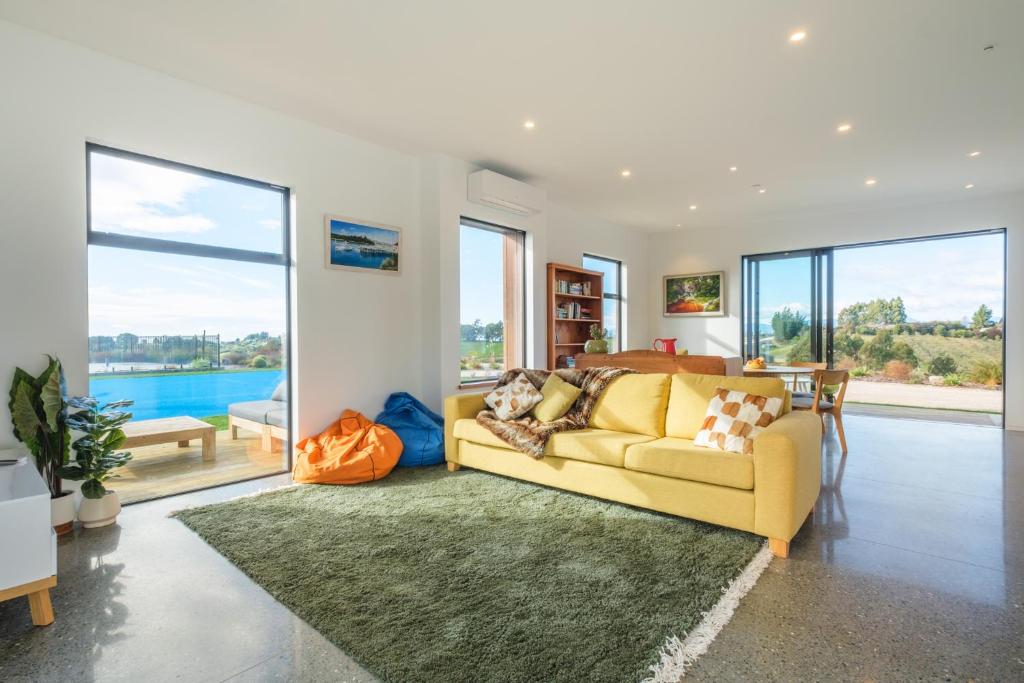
89,370,285,421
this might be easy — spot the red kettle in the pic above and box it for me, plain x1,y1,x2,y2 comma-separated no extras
653,338,677,355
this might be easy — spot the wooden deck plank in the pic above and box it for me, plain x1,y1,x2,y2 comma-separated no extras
114,430,286,504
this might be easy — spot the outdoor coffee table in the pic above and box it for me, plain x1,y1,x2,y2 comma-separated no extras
122,416,216,462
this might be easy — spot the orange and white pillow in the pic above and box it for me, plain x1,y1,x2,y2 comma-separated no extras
693,388,783,455
485,373,543,420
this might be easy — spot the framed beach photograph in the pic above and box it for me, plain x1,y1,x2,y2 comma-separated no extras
663,271,725,317
324,215,401,274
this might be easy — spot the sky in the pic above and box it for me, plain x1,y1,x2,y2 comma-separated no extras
88,151,288,340
459,225,503,325
756,233,1005,326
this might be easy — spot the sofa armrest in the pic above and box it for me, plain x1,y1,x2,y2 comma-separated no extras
444,393,488,463
752,410,821,543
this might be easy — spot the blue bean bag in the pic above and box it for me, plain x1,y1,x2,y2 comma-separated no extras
375,392,445,467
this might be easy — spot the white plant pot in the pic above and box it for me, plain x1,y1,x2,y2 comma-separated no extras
77,490,121,529
51,492,77,535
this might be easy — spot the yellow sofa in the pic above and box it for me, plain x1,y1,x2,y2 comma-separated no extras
444,373,821,557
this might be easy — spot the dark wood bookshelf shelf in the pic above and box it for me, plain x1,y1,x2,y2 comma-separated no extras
547,263,603,370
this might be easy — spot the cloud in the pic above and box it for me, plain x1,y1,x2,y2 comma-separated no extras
259,218,282,231
90,153,216,235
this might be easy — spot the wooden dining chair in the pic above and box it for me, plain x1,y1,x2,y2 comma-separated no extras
788,361,827,396
792,369,850,455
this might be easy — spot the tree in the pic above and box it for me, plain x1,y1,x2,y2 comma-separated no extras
833,331,864,362
484,321,504,343
933,324,948,337
971,304,994,331
460,324,478,342
771,307,807,342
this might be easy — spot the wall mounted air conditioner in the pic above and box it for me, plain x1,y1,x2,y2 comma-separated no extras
467,169,546,216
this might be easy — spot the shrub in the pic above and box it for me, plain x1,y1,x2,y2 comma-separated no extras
883,360,912,380
970,360,1003,386
933,324,947,337
943,374,963,386
908,369,927,384
250,355,269,368
927,353,958,376
833,331,864,362
190,358,213,370
850,366,870,377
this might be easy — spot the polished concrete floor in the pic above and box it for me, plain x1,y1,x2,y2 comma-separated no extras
1,414,1021,682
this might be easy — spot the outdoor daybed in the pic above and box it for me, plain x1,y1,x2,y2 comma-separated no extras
228,381,287,451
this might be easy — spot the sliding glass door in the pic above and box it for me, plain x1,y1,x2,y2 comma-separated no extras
743,249,832,364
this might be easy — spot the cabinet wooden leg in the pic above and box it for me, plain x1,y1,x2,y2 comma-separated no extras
27,588,54,626
768,537,790,558
447,461,460,472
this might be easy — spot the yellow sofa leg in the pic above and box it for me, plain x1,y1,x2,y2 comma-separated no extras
768,538,790,558
447,461,461,472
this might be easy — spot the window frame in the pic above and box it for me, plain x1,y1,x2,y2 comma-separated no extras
458,217,527,388
583,253,623,353
85,143,294,481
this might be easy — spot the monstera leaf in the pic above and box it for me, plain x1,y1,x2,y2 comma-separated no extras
11,381,44,451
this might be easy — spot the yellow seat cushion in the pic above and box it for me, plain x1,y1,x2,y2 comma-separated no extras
589,373,671,437
624,437,754,490
452,419,654,467
532,373,582,422
665,373,791,440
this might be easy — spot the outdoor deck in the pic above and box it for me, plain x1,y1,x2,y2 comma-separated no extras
114,428,287,504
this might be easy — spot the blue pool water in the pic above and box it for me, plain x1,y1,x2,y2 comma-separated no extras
90,370,284,421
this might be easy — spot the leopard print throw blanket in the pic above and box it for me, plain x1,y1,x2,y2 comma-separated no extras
476,367,634,459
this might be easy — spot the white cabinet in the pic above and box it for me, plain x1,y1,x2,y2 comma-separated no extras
0,447,57,625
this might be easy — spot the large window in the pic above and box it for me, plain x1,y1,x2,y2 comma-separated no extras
459,218,525,385
583,254,623,352
87,144,291,503
742,229,1005,426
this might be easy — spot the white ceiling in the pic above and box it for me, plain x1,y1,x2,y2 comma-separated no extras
2,0,1023,231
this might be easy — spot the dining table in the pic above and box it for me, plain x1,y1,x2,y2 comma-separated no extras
742,365,817,390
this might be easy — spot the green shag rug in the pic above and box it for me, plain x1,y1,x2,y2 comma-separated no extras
173,467,766,682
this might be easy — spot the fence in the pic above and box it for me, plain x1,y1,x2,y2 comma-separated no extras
88,333,221,368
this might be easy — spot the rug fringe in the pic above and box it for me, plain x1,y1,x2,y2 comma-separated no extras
643,541,775,682
167,482,302,517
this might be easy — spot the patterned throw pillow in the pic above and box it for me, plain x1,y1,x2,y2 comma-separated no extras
485,373,543,420
693,388,783,455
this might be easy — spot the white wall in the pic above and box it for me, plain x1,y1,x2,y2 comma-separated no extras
0,21,646,445
646,191,1024,430
418,156,648,410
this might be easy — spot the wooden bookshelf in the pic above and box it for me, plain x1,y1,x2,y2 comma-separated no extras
547,263,604,370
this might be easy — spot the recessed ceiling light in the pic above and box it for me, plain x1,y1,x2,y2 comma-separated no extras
729,166,738,172
675,223,681,227
523,120,535,130
789,30,807,43
758,188,767,194
689,204,698,211
965,183,975,189
968,150,981,158
865,177,877,186
621,169,631,178
837,123,853,133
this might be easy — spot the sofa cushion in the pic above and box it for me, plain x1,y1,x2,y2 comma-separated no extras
589,373,671,437
229,400,278,425
693,388,783,455
665,374,790,440
484,373,543,420
452,419,654,467
532,373,582,422
624,437,754,490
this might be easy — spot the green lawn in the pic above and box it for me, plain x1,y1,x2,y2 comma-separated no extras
199,415,229,431
460,341,504,359
895,334,1001,368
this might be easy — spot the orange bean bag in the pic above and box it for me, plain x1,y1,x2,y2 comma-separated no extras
292,410,403,485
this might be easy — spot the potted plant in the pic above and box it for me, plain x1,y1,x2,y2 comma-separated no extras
8,356,75,535
58,396,134,529
584,324,610,354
